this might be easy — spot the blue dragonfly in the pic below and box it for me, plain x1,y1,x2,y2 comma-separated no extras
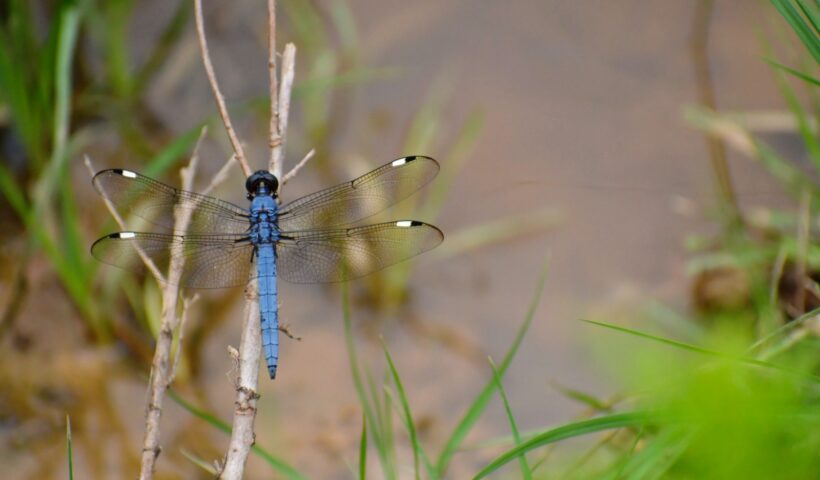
91,156,443,378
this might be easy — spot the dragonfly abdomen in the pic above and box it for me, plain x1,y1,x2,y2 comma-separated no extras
256,243,279,379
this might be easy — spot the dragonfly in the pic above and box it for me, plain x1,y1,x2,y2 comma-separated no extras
91,156,443,379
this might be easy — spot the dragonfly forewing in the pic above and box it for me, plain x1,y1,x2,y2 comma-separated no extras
276,156,439,231
93,169,250,235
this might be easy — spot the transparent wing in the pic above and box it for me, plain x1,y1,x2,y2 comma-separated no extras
276,220,443,283
91,231,254,288
93,169,249,234
277,156,439,231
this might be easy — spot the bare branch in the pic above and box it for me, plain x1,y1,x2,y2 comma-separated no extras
221,3,298,478
169,294,199,384
203,154,237,196
267,0,280,174
218,283,261,480
139,125,210,480
281,149,315,185
194,0,252,177
270,43,296,179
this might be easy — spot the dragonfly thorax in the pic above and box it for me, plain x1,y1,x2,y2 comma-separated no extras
246,170,279,199
249,195,279,244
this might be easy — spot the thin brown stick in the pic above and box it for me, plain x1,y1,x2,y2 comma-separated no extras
271,43,296,179
169,294,199,384
218,283,261,479
267,0,280,174
203,154,237,196
220,3,299,479
138,126,209,480
194,0,252,177
281,149,315,185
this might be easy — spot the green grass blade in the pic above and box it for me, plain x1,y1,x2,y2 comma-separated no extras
771,0,820,63
607,427,644,480
32,1,80,216
796,0,820,35
762,57,820,86
472,412,654,480
768,53,820,169
607,428,691,480
329,0,359,52
291,67,398,99
429,207,563,260
143,125,207,178
381,340,435,479
52,4,79,161
342,283,392,477
378,372,398,480
167,389,307,480
0,164,29,219
59,165,89,282
435,257,550,476
549,381,612,412
358,414,367,480
580,319,820,383
684,106,817,199
180,448,218,475
382,343,419,480
66,415,73,480
488,358,532,480
133,0,191,96
419,109,485,221
748,307,820,354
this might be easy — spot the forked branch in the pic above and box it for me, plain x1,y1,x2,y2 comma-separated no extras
219,0,298,478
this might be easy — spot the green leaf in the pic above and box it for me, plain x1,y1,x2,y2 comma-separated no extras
342,283,394,478
473,412,655,479
66,415,74,480
382,340,435,479
143,125,207,179
489,358,532,480
771,0,820,63
435,257,550,476
762,57,820,86
358,414,367,480
550,381,612,412
768,52,820,170
180,449,218,475
580,319,820,383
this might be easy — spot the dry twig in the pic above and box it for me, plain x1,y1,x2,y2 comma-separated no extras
138,127,209,480
281,149,315,185
194,0,252,177
270,43,296,179
220,1,298,478
267,0,280,172
88,124,222,480
218,283,262,479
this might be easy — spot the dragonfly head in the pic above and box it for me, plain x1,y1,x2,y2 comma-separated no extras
246,170,279,199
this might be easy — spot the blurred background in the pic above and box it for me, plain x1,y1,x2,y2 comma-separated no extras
1,0,818,478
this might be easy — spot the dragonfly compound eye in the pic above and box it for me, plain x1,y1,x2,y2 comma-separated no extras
246,170,279,196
